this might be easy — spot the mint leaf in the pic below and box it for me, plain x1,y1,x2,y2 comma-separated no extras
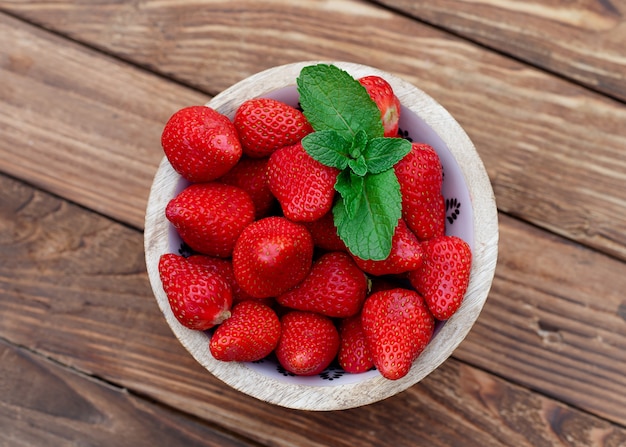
334,170,364,219
297,64,384,140
333,169,402,260
350,129,368,158
302,130,351,170
363,138,412,174
348,156,368,176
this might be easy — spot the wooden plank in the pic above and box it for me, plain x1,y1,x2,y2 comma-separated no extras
2,5,626,262
0,341,255,447
458,214,626,424
2,173,626,441
372,0,626,101
0,12,209,229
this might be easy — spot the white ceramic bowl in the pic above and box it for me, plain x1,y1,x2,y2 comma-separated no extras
144,61,498,411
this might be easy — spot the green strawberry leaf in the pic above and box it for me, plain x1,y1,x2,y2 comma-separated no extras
302,130,351,170
363,138,412,174
297,64,384,140
333,169,402,260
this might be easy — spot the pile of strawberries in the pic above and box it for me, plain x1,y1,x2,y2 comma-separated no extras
157,72,472,381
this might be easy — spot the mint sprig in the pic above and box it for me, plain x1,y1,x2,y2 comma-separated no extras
297,64,383,140
297,64,411,260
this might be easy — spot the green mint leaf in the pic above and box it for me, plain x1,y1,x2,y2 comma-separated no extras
333,169,402,260
302,130,351,170
349,129,368,158
297,64,384,140
362,137,412,174
334,170,364,219
348,156,368,176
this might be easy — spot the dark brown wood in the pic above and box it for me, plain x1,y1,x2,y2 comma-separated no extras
2,5,626,263
2,172,626,443
0,341,254,447
372,0,626,101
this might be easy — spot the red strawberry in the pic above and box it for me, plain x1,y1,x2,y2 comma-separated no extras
301,211,347,252
408,235,472,320
395,143,445,240
186,255,254,304
267,142,340,222
277,252,368,318
361,288,435,380
209,300,281,362
218,156,276,218
232,217,314,298
405,190,446,241
338,315,374,374
166,183,255,257
161,106,242,182
158,253,232,330
352,219,423,276
358,75,401,137
234,98,314,158
275,311,340,376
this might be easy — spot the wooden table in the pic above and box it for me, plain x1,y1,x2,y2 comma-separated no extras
1,1,625,445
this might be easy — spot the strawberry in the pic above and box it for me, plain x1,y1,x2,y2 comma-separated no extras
395,142,445,241
404,190,446,241
209,300,281,362
166,183,255,257
338,315,374,374
186,255,254,304
301,211,347,252
234,98,314,158
219,156,276,218
358,75,401,137
275,311,340,376
408,235,472,320
277,252,368,318
361,288,435,380
232,216,314,298
267,142,340,222
158,253,232,330
352,219,423,276
161,106,242,183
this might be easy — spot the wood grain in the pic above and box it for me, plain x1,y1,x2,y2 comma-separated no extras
2,172,626,432
0,341,254,447
0,12,209,229
459,214,626,424
372,0,626,101
1,4,626,263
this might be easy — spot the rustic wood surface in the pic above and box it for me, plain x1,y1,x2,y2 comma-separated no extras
1,0,625,445
374,0,626,102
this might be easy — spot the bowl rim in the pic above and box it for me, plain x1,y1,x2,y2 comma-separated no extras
144,61,499,411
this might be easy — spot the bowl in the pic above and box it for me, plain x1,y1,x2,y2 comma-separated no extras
144,61,498,411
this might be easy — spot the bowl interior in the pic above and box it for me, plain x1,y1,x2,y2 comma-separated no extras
145,61,498,410
167,86,474,386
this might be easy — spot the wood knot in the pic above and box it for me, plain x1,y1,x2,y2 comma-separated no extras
536,319,563,346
